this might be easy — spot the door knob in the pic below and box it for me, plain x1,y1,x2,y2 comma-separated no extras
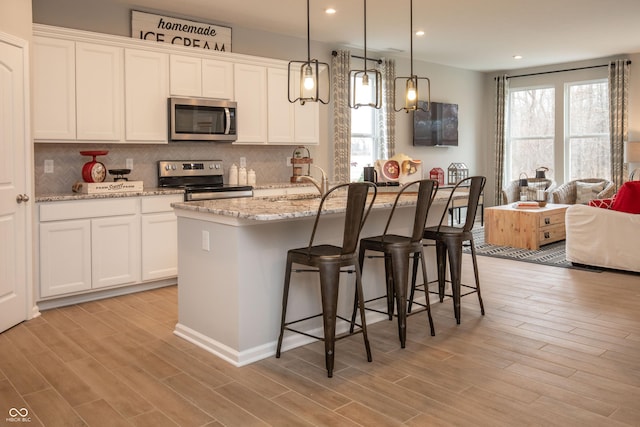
16,194,29,203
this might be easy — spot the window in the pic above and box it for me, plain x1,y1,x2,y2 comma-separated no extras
505,77,610,184
506,87,555,181
566,80,609,180
350,76,378,182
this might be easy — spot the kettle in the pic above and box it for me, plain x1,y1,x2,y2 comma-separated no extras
535,167,548,179
363,166,377,183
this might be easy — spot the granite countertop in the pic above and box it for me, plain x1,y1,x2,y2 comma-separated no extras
172,187,461,221
35,187,185,203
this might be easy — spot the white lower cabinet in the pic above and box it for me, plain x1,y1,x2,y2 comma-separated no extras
38,194,181,300
39,219,92,297
91,215,141,288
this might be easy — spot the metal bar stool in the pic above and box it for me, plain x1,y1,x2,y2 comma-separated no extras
352,179,438,348
276,182,377,378
411,176,486,324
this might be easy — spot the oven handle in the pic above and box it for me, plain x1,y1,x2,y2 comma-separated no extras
225,108,231,135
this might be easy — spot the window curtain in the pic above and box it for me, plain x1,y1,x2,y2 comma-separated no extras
493,75,509,205
332,50,351,182
609,59,630,189
375,58,396,160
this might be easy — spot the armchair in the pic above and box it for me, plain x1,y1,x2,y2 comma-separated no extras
550,178,615,204
501,178,556,204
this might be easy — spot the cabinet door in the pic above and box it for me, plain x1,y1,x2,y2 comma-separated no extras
75,42,123,141
39,220,91,297
91,215,141,289
294,100,319,145
169,54,202,97
202,59,233,99
141,212,178,281
32,37,76,140
233,63,268,144
125,49,169,142
267,67,295,143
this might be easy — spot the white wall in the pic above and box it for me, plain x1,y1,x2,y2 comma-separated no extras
0,0,32,41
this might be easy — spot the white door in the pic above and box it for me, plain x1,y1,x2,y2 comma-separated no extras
0,33,32,332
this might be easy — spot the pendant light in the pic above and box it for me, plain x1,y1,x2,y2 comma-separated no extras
288,0,330,105
349,0,382,109
394,0,430,113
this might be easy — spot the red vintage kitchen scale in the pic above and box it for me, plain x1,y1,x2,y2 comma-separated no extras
80,150,108,183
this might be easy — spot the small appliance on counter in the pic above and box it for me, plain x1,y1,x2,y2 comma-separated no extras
158,160,253,201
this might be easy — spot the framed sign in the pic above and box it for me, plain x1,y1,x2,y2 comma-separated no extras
131,10,232,52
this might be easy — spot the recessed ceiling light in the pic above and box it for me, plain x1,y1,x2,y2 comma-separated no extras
513,55,523,60
325,8,336,14
415,30,425,36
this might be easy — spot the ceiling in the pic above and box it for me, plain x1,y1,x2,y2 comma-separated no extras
124,0,640,72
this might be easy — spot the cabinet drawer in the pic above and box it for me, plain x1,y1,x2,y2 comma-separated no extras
40,198,138,221
539,225,565,245
538,212,564,227
141,194,184,213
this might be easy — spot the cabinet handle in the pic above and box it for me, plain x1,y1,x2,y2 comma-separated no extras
544,231,550,239
544,217,550,225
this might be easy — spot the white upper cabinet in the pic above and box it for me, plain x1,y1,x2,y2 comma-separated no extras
32,37,76,140
233,63,268,144
75,42,123,141
169,54,202,97
202,59,234,99
170,54,233,99
267,67,319,145
125,49,169,142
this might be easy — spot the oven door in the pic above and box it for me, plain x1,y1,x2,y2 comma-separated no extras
185,186,253,201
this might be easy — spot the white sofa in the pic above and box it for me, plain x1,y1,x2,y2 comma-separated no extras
565,204,640,272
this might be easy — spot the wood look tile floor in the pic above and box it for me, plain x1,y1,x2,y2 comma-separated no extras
2,255,640,426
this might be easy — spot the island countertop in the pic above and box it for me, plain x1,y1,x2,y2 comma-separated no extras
171,186,463,222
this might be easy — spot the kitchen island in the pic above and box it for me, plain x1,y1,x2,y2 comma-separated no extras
171,188,463,366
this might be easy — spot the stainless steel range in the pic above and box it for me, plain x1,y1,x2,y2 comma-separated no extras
158,160,253,201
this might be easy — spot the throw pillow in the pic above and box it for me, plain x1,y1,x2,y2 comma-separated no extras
588,196,616,209
611,181,640,214
575,181,605,204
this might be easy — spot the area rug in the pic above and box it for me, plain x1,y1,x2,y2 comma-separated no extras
463,227,576,269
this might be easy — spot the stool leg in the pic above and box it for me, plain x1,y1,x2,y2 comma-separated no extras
446,239,463,324
408,252,420,313
390,247,409,348
419,250,435,336
435,241,447,303
350,245,368,332
384,254,395,320
276,253,293,358
354,262,372,363
318,262,340,378
469,238,485,315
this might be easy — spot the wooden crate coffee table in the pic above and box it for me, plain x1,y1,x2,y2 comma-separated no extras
484,204,570,250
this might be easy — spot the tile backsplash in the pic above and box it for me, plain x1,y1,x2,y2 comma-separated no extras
34,142,303,194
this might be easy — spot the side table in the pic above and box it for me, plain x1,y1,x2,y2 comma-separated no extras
484,203,570,250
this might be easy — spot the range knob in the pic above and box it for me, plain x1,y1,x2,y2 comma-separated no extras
165,164,171,171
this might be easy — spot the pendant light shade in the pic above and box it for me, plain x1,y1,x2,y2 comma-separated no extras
288,0,330,105
394,0,430,113
349,0,382,109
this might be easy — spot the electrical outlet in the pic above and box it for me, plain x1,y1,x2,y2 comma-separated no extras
44,159,54,173
286,157,292,166
126,158,134,170
202,230,210,251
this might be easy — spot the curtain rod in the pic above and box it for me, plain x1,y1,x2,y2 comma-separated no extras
331,50,382,64
498,60,631,80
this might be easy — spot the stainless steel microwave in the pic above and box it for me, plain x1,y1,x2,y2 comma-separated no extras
169,97,237,142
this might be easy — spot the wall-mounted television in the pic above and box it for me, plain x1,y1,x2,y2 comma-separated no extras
413,101,458,146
